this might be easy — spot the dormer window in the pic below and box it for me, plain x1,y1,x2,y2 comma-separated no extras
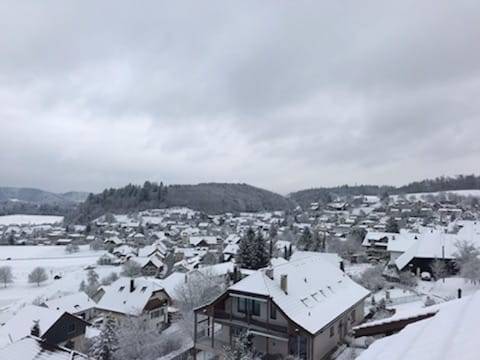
119,286,125,292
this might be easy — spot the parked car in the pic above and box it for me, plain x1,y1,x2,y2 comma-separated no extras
421,271,432,281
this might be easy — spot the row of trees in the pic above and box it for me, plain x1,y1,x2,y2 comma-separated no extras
0,266,48,287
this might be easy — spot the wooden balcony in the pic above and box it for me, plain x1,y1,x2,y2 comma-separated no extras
213,310,289,338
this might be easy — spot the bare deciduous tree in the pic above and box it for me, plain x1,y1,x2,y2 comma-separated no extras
121,260,142,278
114,315,181,360
28,267,48,286
0,266,13,287
174,270,226,338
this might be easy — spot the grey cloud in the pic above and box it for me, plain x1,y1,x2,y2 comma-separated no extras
0,0,479,193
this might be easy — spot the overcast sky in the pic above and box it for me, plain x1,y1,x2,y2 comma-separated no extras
1,1,479,194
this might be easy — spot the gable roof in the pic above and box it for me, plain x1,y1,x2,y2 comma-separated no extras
95,277,165,316
189,236,218,246
228,253,369,335
0,336,89,360
0,306,69,347
42,292,94,314
357,291,480,360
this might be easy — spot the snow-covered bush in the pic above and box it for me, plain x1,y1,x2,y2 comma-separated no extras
355,265,386,291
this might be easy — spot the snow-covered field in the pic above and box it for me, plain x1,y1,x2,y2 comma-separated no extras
0,214,64,226
0,245,114,323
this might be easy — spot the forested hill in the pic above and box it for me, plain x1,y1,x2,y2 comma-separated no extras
70,182,295,223
290,175,480,208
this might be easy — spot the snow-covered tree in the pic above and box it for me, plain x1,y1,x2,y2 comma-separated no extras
82,269,100,297
297,227,313,250
0,266,13,288
223,331,258,360
454,240,480,270
430,259,448,281
398,271,417,287
236,228,269,270
460,258,480,284
121,260,142,278
101,272,119,286
355,265,385,291
385,217,400,233
28,267,48,286
115,315,181,360
174,270,225,338
89,317,118,360
65,243,80,253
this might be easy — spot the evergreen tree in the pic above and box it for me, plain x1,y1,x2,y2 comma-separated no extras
253,231,269,269
385,217,400,233
236,228,269,270
89,317,118,360
297,227,313,250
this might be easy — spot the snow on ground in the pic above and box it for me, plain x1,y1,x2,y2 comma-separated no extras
0,214,64,226
0,245,115,322
416,277,480,301
345,263,372,277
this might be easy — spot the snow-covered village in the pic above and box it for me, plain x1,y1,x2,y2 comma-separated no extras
2,1,480,359
1,184,480,359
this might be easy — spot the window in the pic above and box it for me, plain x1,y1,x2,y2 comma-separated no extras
270,302,277,320
237,298,247,313
251,300,260,316
67,323,76,335
237,298,260,316
150,309,163,319
329,326,334,337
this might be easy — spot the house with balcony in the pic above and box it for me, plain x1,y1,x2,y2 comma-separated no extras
193,253,369,359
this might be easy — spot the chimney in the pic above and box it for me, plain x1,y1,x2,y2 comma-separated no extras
458,288,462,299
30,320,40,337
339,261,345,272
130,278,135,293
265,267,274,280
280,274,288,294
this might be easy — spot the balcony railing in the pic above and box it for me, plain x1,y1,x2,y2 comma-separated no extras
213,310,288,336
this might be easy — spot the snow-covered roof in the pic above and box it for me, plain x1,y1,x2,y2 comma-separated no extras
95,277,165,316
0,336,89,359
138,243,167,258
0,306,65,347
290,251,342,267
189,236,219,246
197,262,235,275
228,253,369,334
43,292,94,314
395,231,458,270
223,243,239,255
357,291,480,360
154,272,186,299
135,255,164,269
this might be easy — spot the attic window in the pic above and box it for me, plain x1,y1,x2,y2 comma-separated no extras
119,286,125,292
300,297,313,308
